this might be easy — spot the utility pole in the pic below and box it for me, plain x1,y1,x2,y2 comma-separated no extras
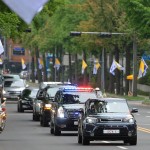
132,34,137,96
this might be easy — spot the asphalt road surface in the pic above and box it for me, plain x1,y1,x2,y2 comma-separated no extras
0,101,150,150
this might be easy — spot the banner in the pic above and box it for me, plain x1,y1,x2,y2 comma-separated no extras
110,60,124,75
21,58,26,69
81,59,87,74
93,59,100,74
138,58,148,78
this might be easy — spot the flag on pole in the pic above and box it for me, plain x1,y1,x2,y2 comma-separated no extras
54,58,60,70
2,0,48,24
81,59,87,74
0,58,3,65
0,40,4,55
93,59,100,74
110,60,124,75
138,58,148,79
21,58,26,69
38,58,43,69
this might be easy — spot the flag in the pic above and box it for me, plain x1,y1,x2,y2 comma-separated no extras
0,58,3,65
138,58,148,79
0,40,4,55
54,58,60,70
21,58,26,69
81,59,87,74
110,60,124,75
93,59,100,74
38,58,43,69
2,0,48,24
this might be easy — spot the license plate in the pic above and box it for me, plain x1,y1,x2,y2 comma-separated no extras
103,130,120,134
74,121,78,125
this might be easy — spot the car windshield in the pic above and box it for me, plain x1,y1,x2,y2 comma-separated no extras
30,89,39,98
4,80,25,87
62,92,97,104
47,87,59,97
89,100,129,114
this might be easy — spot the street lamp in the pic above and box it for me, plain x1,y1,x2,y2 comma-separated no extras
70,31,134,94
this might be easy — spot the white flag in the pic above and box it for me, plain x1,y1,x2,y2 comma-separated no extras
110,60,124,75
0,40,4,55
2,0,48,24
110,60,117,75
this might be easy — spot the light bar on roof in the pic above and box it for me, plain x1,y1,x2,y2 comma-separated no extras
63,86,93,92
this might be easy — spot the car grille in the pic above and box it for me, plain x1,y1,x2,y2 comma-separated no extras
100,118,122,122
8,91,21,94
66,110,81,119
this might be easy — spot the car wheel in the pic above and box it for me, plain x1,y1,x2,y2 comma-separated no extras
82,132,89,145
20,105,24,112
33,113,39,121
50,121,54,134
54,123,61,136
17,104,20,112
78,132,82,144
129,136,137,145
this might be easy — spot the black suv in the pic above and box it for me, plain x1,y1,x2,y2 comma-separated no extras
17,88,39,112
78,98,138,145
50,86,97,135
37,86,60,127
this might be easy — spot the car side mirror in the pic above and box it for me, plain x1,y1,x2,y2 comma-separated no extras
131,108,138,113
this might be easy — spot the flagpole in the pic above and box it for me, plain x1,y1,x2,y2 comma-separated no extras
54,46,56,82
101,47,105,92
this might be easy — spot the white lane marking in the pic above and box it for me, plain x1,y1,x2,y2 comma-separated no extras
117,146,128,149
102,141,128,149
145,116,150,117
147,112,150,113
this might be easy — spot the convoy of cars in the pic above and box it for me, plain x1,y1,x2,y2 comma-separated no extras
0,73,138,145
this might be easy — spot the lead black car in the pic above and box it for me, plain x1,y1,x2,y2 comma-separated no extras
78,98,138,145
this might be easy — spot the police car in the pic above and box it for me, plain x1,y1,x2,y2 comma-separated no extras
50,86,97,135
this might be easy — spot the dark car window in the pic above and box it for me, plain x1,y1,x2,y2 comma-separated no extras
88,100,130,114
22,89,31,98
4,80,25,87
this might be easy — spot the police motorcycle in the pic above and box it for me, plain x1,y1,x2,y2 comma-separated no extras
0,99,6,133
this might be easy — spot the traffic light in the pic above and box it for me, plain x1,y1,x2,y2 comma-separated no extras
70,31,81,36
98,32,111,38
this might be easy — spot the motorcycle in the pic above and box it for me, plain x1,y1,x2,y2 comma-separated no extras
0,107,6,133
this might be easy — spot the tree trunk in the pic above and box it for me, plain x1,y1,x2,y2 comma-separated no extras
42,53,47,81
31,56,35,83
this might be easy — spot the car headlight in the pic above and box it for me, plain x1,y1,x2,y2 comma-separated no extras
86,117,98,124
57,107,64,118
123,118,134,123
3,90,6,94
44,104,52,110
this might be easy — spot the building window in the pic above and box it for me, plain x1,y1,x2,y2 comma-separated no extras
13,47,25,55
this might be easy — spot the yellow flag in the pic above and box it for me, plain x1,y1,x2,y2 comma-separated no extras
82,59,87,74
93,59,100,74
21,58,26,69
54,58,60,70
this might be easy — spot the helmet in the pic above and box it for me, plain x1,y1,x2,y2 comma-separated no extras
95,87,100,91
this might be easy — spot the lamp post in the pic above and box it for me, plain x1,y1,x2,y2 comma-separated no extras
70,31,128,93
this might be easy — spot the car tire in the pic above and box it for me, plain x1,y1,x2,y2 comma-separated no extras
40,114,49,127
20,105,24,112
33,113,39,121
50,122,54,134
78,132,82,144
82,133,89,145
54,123,61,136
129,136,137,145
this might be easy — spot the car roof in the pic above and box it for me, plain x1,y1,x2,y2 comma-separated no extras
86,97,127,103
3,78,25,82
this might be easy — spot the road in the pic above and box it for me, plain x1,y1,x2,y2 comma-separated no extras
0,101,150,150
